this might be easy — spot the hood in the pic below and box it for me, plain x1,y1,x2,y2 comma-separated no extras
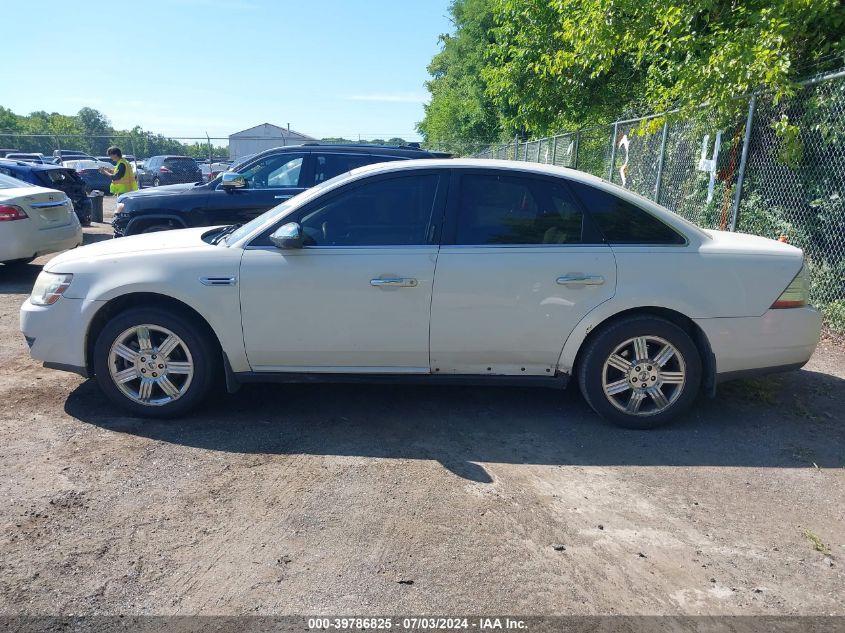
45,226,218,271
701,230,803,259
119,182,202,200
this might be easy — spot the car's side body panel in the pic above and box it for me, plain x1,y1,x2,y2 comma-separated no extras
239,246,438,371
33,228,250,372
556,242,807,375
430,245,617,375
694,308,821,377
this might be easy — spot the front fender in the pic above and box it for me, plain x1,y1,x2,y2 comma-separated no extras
124,213,188,235
79,250,250,372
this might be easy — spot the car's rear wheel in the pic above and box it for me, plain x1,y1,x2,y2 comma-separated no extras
93,307,216,418
577,315,701,429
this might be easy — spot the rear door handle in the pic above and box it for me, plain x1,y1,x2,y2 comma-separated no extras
557,274,605,286
370,278,418,288
274,194,293,200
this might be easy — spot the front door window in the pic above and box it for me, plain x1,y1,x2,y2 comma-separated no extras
239,154,305,190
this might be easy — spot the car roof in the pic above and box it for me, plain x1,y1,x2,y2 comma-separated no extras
242,143,451,163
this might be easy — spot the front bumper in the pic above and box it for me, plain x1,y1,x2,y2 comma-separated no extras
20,296,104,376
694,306,822,380
111,213,129,237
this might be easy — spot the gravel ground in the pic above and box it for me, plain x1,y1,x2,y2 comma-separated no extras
0,198,843,616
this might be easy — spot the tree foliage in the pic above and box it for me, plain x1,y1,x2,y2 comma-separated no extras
419,0,845,149
0,107,226,158
416,0,504,153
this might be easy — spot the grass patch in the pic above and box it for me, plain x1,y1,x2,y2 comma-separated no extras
804,529,832,556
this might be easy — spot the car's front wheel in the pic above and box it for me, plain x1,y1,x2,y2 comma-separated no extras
93,307,216,417
577,315,701,429
152,177,161,187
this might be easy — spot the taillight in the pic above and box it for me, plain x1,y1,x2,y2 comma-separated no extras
159,166,172,173
0,204,28,221
772,265,810,309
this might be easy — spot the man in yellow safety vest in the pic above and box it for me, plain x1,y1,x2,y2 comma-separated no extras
98,146,138,195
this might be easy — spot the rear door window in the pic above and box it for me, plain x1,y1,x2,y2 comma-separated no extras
312,153,401,185
454,173,589,245
568,181,685,244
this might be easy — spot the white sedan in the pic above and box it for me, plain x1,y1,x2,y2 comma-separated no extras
0,173,82,265
20,159,821,428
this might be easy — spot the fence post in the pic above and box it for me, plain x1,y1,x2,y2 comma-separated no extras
536,139,542,162
653,121,669,203
129,137,138,172
513,135,519,161
729,94,757,232
573,131,580,169
551,135,558,165
607,122,618,181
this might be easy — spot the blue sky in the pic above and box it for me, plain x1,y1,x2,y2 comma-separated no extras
2,0,453,141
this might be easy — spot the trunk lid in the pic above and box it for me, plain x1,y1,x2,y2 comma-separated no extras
1,186,75,228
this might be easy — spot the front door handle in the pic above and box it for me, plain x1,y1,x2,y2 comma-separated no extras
557,274,605,286
274,194,293,200
370,278,418,288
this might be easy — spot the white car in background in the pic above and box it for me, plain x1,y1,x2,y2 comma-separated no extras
20,159,821,428
0,172,82,265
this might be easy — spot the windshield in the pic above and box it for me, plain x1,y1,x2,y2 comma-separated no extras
223,171,354,246
0,172,30,189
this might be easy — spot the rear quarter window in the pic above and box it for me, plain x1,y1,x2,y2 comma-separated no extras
569,181,685,245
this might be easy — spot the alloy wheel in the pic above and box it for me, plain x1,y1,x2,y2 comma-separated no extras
107,324,194,406
601,335,686,416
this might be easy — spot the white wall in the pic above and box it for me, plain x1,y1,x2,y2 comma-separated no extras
228,126,314,160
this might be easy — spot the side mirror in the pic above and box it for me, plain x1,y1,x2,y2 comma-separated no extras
269,222,303,249
220,172,246,190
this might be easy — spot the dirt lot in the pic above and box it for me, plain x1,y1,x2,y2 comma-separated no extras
1,199,843,616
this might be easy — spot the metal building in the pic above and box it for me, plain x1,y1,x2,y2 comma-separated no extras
228,123,316,159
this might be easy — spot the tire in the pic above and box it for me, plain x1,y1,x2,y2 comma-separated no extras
93,307,217,418
577,315,701,429
152,177,161,187
141,224,172,234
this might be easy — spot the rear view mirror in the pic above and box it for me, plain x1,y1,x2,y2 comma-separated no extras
269,222,303,249
220,172,246,190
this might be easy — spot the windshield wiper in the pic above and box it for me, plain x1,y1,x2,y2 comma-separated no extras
210,224,240,245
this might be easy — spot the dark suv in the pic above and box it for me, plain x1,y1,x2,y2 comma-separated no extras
0,159,93,225
113,144,450,236
138,156,202,188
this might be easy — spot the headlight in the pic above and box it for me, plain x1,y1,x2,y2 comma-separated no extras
30,272,73,306
115,202,125,215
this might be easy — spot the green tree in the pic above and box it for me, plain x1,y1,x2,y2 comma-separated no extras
484,0,845,136
417,0,504,153
77,107,112,154
419,0,845,147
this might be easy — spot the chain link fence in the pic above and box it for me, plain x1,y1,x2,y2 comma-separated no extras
474,70,845,333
